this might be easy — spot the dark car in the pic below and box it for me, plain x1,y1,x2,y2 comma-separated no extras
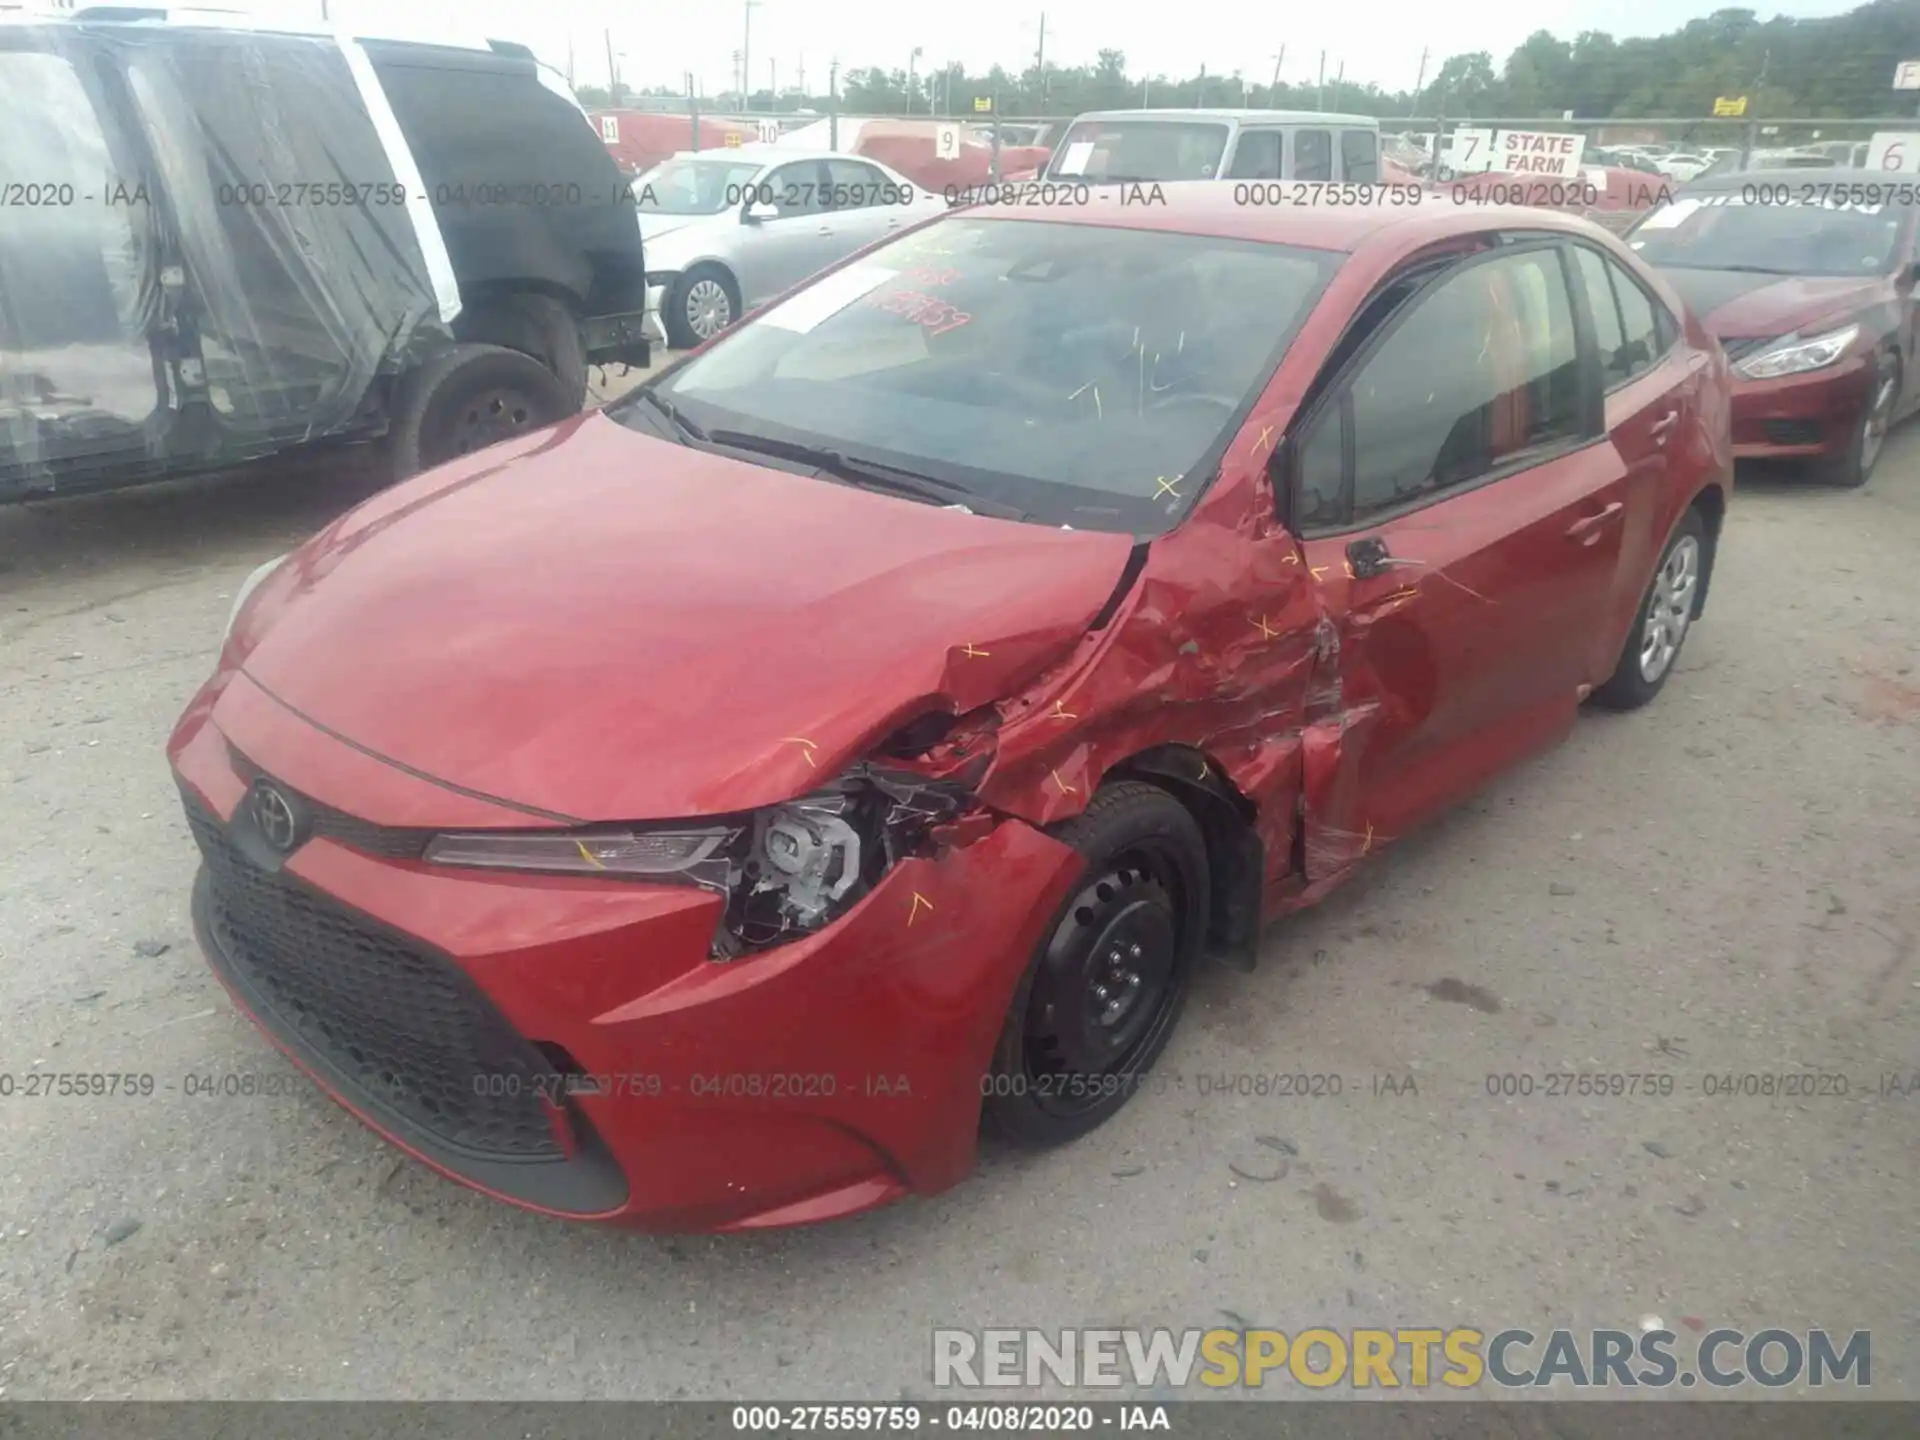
0,10,648,503
171,191,1730,1231
1626,169,1920,486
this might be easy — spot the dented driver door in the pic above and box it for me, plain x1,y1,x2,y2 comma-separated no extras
1288,244,1623,879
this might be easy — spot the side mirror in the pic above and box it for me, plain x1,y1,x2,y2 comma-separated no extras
744,201,779,224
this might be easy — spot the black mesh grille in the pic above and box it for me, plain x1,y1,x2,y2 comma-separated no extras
1763,418,1825,446
227,749,432,860
184,792,564,1162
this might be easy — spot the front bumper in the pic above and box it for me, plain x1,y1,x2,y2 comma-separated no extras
168,673,1080,1231
1727,351,1874,460
642,281,670,347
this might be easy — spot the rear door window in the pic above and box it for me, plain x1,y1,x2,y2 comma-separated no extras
1291,129,1334,182
1339,130,1379,183
1225,129,1284,179
825,157,892,208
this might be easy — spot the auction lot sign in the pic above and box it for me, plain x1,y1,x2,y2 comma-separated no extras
1445,127,1588,177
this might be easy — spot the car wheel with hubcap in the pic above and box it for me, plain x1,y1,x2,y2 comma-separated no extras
1817,354,1899,489
665,266,740,349
983,781,1209,1148
1590,507,1707,711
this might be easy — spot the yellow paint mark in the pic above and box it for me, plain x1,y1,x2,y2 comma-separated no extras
962,642,991,658
1310,564,1331,581
1343,558,1355,580
1052,699,1078,721
1255,423,1275,456
1068,381,1092,401
1050,767,1077,796
575,840,607,870
1282,552,1299,565
1154,475,1182,499
908,892,934,927
1360,823,1375,857
1197,759,1209,781
1093,385,1103,419
782,736,819,768
1253,614,1281,640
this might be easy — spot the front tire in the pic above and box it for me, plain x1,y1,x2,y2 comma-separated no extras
1815,353,1899,489
664,265,740,349
1591,508,1706,711
983,782,1209,1148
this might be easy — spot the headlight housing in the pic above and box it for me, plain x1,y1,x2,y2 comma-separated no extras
224,553,289,640
1735,323,1860,380
423,767,972,959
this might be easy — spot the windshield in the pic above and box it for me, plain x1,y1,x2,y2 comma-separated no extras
1045,120,1232,182
634,157,769,215
1629,194,1904,276
629,217,1340,534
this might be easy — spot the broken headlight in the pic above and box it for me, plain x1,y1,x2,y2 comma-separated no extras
423,769,970,959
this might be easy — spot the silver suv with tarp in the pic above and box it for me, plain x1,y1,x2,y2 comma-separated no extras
0,8,649,502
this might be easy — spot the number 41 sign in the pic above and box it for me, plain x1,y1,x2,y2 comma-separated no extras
1865,132,1920,172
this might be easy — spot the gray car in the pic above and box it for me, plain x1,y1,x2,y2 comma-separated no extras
635,145,945,348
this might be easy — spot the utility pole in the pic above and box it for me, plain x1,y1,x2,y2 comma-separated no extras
907,47,921,113
1197,63,1206,108
1035,12,1046,115
604,29,619,105
829,59,839,149
1411,46,1428,115
770,60,777,111
1270,45,1285,106
797,54,805,99
731,49,742,107
566,39,574,89
1317,51,1326,111
743,0,760,112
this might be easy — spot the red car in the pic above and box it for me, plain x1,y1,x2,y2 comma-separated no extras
1626,169,1920,487
170,190,1732,1231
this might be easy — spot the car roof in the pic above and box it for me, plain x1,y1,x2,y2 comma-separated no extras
955,181,1612,252
1681,165,1854,188
1067,107,1379,127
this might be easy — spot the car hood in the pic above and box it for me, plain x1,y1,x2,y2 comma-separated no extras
636,213,718,246
237,412,1135,822
1657,267,1889,340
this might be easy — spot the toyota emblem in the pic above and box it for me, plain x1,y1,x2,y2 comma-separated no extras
251,783,301,853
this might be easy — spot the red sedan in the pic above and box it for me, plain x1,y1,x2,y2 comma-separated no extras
170,189,1732,1231
1626,169,1920,487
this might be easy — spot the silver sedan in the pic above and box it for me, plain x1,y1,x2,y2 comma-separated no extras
635,145,946,349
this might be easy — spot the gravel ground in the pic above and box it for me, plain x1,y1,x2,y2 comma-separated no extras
0,392,1915,1401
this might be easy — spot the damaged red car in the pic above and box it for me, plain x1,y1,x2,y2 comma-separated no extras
169,189,1732,1231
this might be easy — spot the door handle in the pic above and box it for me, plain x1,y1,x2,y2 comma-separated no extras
816,224,834,235
1647,410,1679,443
1564,500,1625,541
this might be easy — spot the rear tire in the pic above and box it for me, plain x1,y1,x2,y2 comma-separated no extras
1815,353,1899,489
382,343,577,483
455,293,589,410
1591,508,1706,711
983,782,1209,1148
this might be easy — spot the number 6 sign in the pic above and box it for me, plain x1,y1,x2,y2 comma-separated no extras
1865,132,1919,173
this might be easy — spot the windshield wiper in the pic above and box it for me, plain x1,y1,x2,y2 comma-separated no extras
705,429,1029,520
1700,263,1795,275
633,388,710,444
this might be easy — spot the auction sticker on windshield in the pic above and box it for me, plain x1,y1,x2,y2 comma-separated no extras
759,263,900,334
1055,141,1096,176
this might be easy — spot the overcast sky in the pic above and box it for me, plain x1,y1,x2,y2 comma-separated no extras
284,1,1864,98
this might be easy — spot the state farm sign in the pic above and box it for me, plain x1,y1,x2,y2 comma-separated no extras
1444,127,1587,179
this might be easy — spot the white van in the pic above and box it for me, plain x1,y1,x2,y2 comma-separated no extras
1040,108,1383,184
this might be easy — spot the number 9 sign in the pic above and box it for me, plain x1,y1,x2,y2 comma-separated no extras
934,124,960,161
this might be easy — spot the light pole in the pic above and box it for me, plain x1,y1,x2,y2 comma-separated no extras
743,0,761,111
907,46,922,114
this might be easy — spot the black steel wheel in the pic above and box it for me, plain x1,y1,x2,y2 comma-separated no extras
983,782,1209,1147
383,342,578,482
